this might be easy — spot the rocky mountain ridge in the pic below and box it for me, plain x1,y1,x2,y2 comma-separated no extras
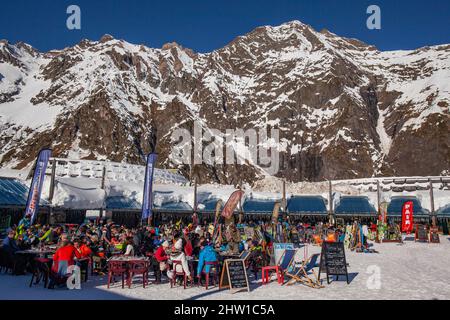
0,21,449,184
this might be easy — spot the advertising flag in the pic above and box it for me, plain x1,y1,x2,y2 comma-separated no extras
141,153,157,220
221,190,244,220
25,149,51,224
401,201,414,234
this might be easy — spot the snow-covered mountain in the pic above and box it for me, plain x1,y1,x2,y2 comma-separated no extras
0,21,449,184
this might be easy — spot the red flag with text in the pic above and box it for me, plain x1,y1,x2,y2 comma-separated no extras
401,201,414,234
221,190,244,219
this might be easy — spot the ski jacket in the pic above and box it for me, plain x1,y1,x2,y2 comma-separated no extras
197,245,218,275
154,246,169,262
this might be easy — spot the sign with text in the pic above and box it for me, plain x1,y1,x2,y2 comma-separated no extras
319,242,349,284
415,224,429,242
141,153,157,220
25,149,51,224
219,259,249,293
401,201,414,234
429,227,440,244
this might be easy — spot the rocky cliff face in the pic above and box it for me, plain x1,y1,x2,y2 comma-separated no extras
0,21,449,184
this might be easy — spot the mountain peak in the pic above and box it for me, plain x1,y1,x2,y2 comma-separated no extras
100,34,115,43
162,42,183,50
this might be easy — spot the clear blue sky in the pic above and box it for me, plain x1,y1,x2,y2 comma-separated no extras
0,0,449,52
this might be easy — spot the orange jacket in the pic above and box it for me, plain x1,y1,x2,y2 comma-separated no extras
75,244,92,259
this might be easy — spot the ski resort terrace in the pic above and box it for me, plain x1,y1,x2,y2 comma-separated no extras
0,158,449,228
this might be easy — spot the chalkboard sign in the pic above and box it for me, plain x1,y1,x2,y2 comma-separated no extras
430,227,440,244
318,242,349,284
415,224,429,242
219,259,249,293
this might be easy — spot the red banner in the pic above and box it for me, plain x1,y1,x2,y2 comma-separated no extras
401,201,414,234
221,190,244,219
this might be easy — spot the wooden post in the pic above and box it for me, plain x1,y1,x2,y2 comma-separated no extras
193,178,198,225
429,179,436,227
48,159,57,204
329,180,334,225
193,178,198,212
376,180,381,216
99,165,106,219
238,182,244,223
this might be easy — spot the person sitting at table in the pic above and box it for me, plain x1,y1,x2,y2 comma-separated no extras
167,239,192,283
38,225,53,244
192,235,204,258
247,240,264,279
48,239,76,289
50,226,64,245
2,229,20,273
18,214,31,230
74,238,92,259
154,240,170,283
111,234,123,250
23,228,39,247
123,237,135,256
153,234,163,248
89,235,107,274
16,233,29,250
182,232,193,257
196,240,218,282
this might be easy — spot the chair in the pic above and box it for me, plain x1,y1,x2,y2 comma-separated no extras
199,261,219,290
284,253,323,288
261,249,296,285
128,260,149,288
29,257,51,288
48,260,72,288
170,260,187,289
107,260,128,289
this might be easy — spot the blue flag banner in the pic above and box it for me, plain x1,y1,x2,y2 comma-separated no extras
25,149,51,224
141,153,157,220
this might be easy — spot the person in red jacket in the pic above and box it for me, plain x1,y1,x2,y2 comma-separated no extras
74,238,93,258
184,238,193,257
48,240,76,289
52,240,76,273
153,241,170,283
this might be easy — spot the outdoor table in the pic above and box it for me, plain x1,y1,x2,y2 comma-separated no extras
108,256,150,262
106,256,150,289
15,249,55,258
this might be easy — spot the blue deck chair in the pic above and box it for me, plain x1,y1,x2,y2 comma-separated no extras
284,253,323,288
263,249,296,284
276,249,297,281
279,249,296,270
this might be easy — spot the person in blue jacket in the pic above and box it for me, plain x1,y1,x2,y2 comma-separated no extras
196,240,218,278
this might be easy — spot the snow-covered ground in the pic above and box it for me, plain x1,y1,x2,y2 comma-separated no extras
1,236,450,300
